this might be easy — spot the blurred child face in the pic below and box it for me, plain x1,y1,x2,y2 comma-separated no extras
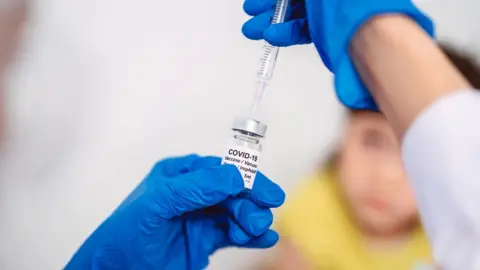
337,111,417,236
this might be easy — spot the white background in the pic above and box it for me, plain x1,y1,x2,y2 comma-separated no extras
0,0,478,269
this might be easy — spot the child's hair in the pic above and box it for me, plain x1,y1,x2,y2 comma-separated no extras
440,43,480,89
323,42,480,166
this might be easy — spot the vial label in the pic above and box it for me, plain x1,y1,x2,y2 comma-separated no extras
221,145,260,190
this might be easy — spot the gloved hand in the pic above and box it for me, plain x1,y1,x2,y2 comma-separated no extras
65,154,285,270
242,0,435,110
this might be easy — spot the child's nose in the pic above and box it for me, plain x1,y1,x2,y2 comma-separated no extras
373,164,404,187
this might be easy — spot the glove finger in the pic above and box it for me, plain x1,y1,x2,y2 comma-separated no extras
186,213,276,259
221,197,273,236
242,10,274,40
228,218,252,245
152,154,201,177
189,156,226,173
157,164,244,219
241,229,279,248
153,155,221,178
264,18,310,47
248,172,285,208
243,0,275,16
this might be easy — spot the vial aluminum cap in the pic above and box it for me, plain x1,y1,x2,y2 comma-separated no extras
232,117,267,137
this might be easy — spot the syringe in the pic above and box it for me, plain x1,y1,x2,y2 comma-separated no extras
250,0,290,115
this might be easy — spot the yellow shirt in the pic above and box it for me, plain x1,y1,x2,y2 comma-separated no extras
277,170,432,270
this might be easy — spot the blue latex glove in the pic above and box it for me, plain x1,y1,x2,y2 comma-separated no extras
65,154,285,270
242,0,435,110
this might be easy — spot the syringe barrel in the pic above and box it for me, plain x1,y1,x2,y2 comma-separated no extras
272,0,290,24
257,0,290,80
257,45,280,80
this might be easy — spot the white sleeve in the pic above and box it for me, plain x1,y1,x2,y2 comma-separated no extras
402,90,480,270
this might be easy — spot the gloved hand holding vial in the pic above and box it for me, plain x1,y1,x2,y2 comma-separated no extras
221,0,289,192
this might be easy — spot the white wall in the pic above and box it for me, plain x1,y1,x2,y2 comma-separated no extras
0,0,477,269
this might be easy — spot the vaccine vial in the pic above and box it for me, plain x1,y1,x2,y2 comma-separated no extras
222,117,267,192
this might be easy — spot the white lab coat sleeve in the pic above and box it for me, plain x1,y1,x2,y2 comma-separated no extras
402,89,480,270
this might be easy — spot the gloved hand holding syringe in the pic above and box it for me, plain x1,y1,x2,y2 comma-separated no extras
221,0,290,192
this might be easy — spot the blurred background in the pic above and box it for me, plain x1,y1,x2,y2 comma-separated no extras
0,0,478,269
